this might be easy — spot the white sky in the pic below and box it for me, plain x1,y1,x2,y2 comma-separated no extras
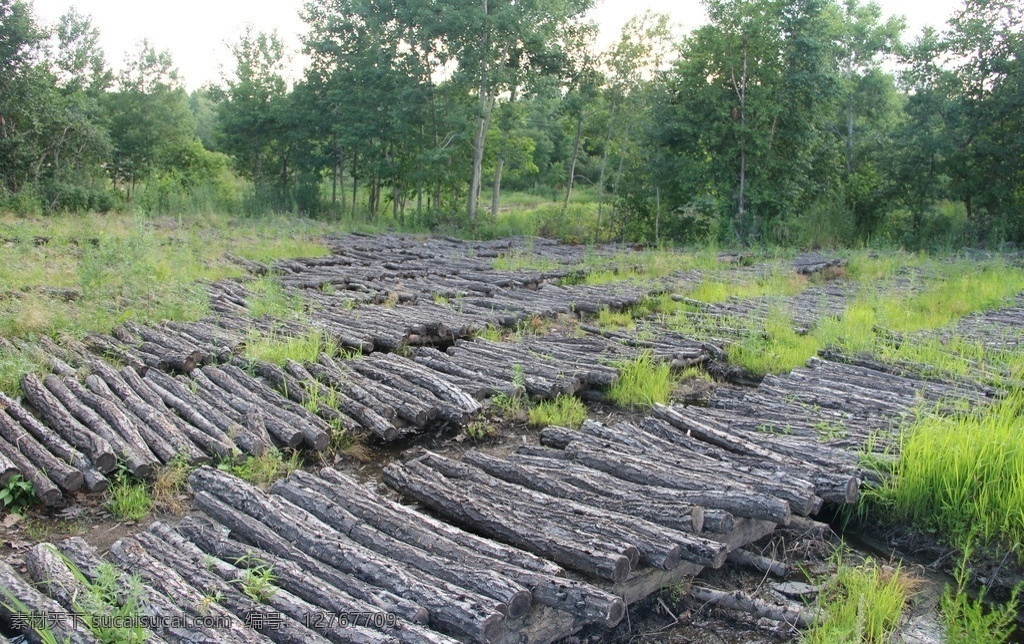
30,0,963,91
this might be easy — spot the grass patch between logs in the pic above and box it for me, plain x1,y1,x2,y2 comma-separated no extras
803,553,912,643
528,395,587,429
866,391,1024,560
608,352,676,407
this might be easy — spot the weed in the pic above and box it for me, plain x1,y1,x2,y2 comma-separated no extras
868,391,1024,558
727,308,820,376
218,450,302,488
152,454,194,514
595,307,634,330
466,420,498,440
232,555,278,603
244,327,335,366
105,476,152,521
940,545,1021,643
246,277,305,319
475,326,505,342
608,352,676,407
528,395,587,429
0,474,37,512
73,556,150,643
803,550,912,644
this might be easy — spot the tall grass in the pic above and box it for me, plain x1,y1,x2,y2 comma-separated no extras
727,307,821,376
608,352,676,407
869,391,1024,557
803,553,912,644
528,395,588,429
243,328,336,366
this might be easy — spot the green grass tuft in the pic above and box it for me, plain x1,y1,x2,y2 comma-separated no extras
803,552,912,644
608,351,676,407
868,391,1024,557
244,328,336,366
218,449,302,488
105,477,152,521
528,395,587,429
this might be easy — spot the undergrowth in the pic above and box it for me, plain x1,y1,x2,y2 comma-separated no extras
608,352,676,407
528,395,587,429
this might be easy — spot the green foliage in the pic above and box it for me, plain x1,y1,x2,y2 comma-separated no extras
803,551,911,643
868,392,1024,557
231,554,278,603
243,328,335,366
0,474,37,511
69,555,150,643
940,546,1021,643
246,277,306,319
105,472,152,521
608,352,676,407
218,450,301,488
528,395,587,429
595,306,634,330
727,308,821,376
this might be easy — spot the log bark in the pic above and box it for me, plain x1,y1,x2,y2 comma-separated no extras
220,364,331,450
20,374,116,473
135,528,337,644
0,450,17,485
271,477,534,619
0,410,82,494
189,467,504,642
689,586,816,629
176,515,455,644
311,469,626,628
187,370,276,452
200,366,303,448
107,536,270,643
42,376,154,478
416,452,726,571
726,548,789,578
63,376,160,471
144,368,265,456
463,450,705,535
0,559,98,644
84,374,181,464
382,461,633,583
509,450,790,525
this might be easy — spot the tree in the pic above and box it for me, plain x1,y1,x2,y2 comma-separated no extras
105,41,197,199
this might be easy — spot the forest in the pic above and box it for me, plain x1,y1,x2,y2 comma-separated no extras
1,0,1022,248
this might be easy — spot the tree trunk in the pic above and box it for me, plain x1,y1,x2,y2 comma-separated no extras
563,113,583,212
490,157,504,218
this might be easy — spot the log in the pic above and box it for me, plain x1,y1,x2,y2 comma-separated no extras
84,374,179,464
311,469,626,628
145,368,266,456
0,450,17,486
62,376,160,472
416,452,726,570
187,370,276,452
382,461,633,583
255,360,397,443
509,450,790,525
135,528,337,644
200,366,304,448
463,450,705,535
220,364,331,450
0,410,82,494
271,477,535,619
118,366,235,460
20,374,116,473
107,536,270,643
189,468,504,642
0,559,98,644
726,548,789,578
176,515,455,644
689,586,816,629
25,542,92,610
89,362,205,463
0,391,108,492
42,376,154,478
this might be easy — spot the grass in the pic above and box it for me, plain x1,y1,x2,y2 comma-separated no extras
727,308,822,376
230,554,278,603
68,553,150,643
243,327,336,366
217,449,302,488
0,474,37,512
595,306,635,330
940,546,1021,643
803,552,913,644
246,276,307,319
105,475,152,521
686,269,809,304
152,455,195,514
608,352,676,407
528,395,587,429
866,391,1024,558
0,212,333,396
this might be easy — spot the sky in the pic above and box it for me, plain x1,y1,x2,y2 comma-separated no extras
30,0,964,91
